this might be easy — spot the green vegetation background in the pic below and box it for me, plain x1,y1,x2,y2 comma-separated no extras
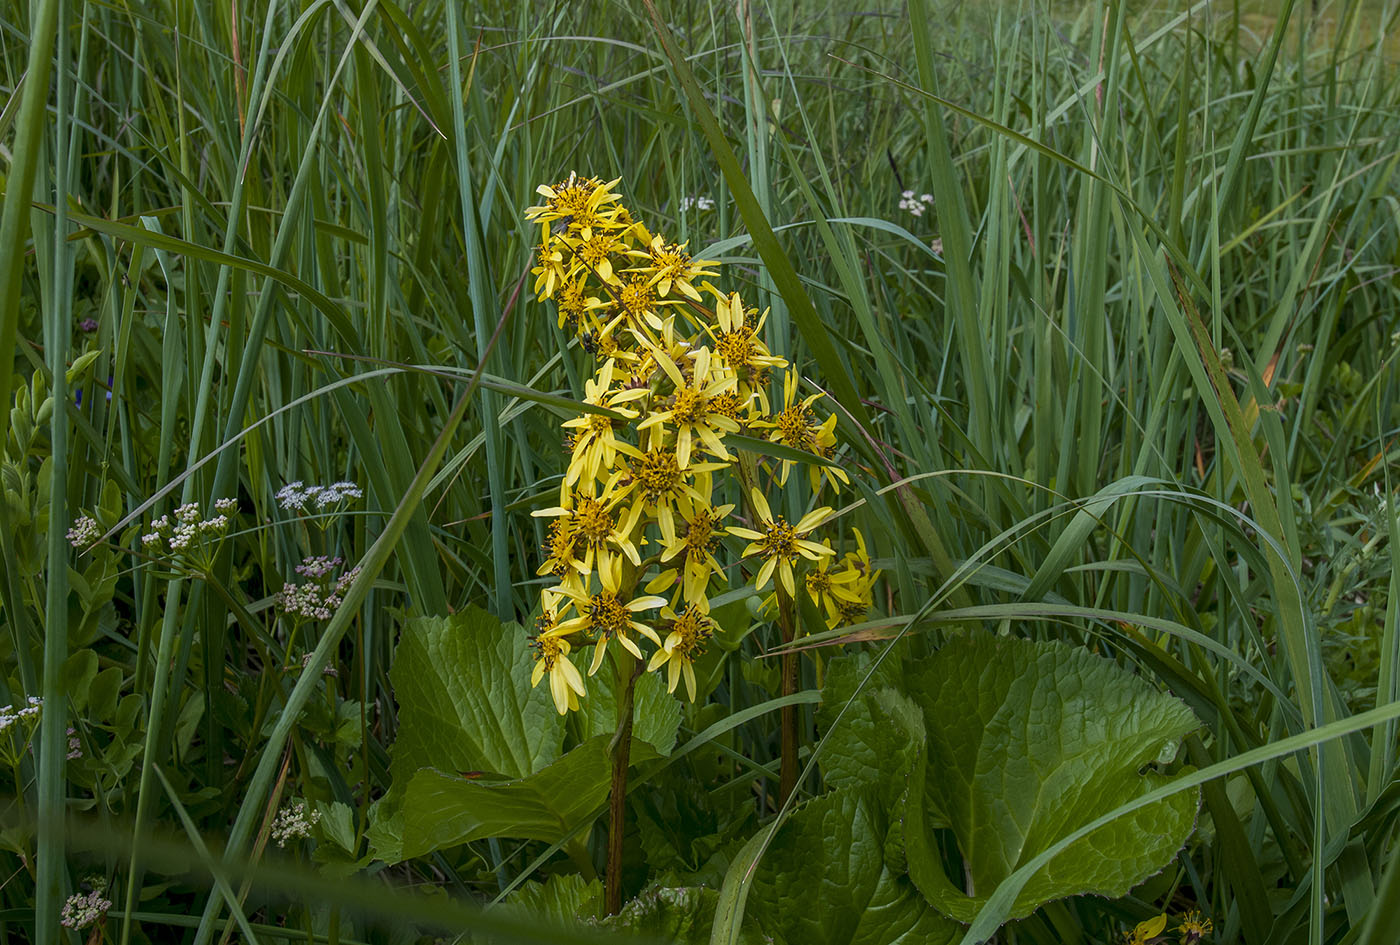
2,0,1399,943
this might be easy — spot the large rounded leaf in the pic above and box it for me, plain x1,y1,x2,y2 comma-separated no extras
821,635,1200,923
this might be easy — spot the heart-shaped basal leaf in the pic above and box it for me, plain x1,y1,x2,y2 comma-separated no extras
747,787,961,945
370,607,676,863
395,735,614,860
821,635,1200,923
387,607,564,783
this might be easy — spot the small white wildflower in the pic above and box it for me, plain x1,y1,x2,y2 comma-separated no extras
329,480,363,500
276,482,309,511
168,524,195,551
214,497,238,514
270,799,321,847
66,515,100,548
295,555,343,579
901,189,914,198
175,503,200,524
920,193,933,204
66,726,82,760
60,889,112,930
141,533,162,549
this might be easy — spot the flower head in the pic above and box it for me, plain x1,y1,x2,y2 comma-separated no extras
1124,915,1169,945
1176,912,1212,944
762,371,848,493
526,173,625,234
60,889,112,930
705,290,786,409
636,345,739,468
551,559,666,674
728,488,834,596
530,591,587,714
270,799,321,847
647,600,715,700
531,485,644,578
66,514,100,548
626,235,719,302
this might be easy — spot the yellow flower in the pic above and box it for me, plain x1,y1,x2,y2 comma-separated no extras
1124,915,1169,945
647,600,715,700
529,592,586,714
727,488,834,596
561,226,626,285
553,273,598,333
803,539,866,629
531,228,567,301
525,173,624,234
763,370,848,492
531,486,644,577
1175,912,1212,944
636,345,739,468
626,235,719,301
830,527,880,627
537,517,581,578
552,560,666,674
559,362,647,489
611,443,723,540
654,488,734,603
705,289,787,410
611,273,673,333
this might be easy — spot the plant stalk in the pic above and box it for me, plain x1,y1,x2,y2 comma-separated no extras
606,653,643,915
777,589,799,804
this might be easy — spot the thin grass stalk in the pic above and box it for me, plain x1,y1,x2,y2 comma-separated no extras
35,1,73,939
0,0,61,485
445,0,512,620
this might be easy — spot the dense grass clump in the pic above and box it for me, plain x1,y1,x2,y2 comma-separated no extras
2,1,1399,943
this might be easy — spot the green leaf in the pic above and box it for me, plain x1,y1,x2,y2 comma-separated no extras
509,874,605,925
61,649,98,712
815,654,909,801
578,664,682,756
603,886,766,945
747,788,961,945
387,606,562,784
391,735,615,861
893,635,1200,922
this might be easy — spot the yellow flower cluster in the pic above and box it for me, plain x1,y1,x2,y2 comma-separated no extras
1124,912,1213,945
523,173,878,713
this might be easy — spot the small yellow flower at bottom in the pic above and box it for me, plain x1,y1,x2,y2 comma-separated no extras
1124,914,1169,945
530,634,586,715
1176,911,1212,944
647,601,715,701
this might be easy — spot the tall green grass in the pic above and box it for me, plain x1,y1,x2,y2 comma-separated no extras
1,0,1398,942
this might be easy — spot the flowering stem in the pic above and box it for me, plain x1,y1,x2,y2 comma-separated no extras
776,589,799,804
606,653,643,915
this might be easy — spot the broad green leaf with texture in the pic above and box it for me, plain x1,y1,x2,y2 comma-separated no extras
747,787,961,945
390,735,614,861
823,635,1200,923
387,607,562,783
